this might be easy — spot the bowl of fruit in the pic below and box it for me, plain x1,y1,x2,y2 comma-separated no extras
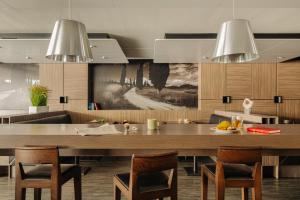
210,121,240,134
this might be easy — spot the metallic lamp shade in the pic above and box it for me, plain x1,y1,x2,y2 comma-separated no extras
211,19,259,63
46,19,93,62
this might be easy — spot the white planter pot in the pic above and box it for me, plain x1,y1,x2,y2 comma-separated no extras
29,106,49,114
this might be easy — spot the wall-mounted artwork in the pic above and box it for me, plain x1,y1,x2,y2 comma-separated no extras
90,60,198,110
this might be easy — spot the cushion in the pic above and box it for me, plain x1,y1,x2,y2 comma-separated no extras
204,163,253,179
18,114,72,124
115,172,169,192
25,164,77,179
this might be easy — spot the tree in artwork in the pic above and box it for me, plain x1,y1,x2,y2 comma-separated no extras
120,64,126,86
136,63,143,89
149,63,170,94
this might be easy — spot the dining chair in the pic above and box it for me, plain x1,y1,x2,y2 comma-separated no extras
201,147,262,200
113,151,178,200
15,146,81,200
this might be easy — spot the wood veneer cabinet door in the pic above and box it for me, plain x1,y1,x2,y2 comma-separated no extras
252,100,277,116
252,63,276,99
225,64,252,99
198,100,225,123
279,100,300,121
278,62,300,99
47,99,64,111
39,63,64,100
64,63,88,100
200,63,225,99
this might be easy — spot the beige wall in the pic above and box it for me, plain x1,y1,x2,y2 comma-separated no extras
39,62,300,124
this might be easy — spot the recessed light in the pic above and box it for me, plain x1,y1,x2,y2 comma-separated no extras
277,56,285,59
101,56,108,59
202,56,209,60
4,79,11,84
90,45,97,48
25,56,32,60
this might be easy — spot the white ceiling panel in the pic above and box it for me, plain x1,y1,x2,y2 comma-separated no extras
154,39,300,63
0,39,128,63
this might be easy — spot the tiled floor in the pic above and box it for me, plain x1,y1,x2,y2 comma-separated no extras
1,158,300,200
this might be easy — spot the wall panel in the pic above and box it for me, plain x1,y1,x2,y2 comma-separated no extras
252,63,276,99
200,63,225,99
278,62,300,99
39,63,300,123
39,63,63,100
226,64,252,99
64,63,88,100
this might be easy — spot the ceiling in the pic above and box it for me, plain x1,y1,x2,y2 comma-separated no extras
0,0,300,62
0,39,128,63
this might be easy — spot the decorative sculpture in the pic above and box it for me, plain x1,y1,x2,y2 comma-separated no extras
243,98,253,115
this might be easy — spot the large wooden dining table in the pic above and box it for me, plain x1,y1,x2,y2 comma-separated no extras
0,124,300,157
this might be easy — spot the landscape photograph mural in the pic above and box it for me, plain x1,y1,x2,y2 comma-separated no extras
91,60,198,110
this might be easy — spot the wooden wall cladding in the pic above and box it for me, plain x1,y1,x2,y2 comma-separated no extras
69,110,204,124
278,62,300,99
226,64,252,99
198,100,225,122
47,99,64,111
252,63,276,99
64,64,88,100
63,99,205,124
200,63,225,99
39,63,63,100
278,100,300,121
40,62,300,123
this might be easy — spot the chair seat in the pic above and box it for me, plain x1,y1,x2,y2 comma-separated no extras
25,164,78,179
203,163,253,179
115,172,169,193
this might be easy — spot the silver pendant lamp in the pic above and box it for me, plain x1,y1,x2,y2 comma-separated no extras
46,0,93,62
211,0,259,63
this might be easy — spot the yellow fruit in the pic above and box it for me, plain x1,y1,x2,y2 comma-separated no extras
217,121,231,130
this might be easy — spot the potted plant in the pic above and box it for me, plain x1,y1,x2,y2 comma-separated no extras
29,84,49,114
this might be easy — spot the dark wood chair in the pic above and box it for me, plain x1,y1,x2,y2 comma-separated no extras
113,152,178,200
15,146,81,200
201,147,262,200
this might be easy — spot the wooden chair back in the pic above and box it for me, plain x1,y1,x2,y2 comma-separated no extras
129,151,177,194
15,146,60,180
131,151,177,173
217,147,262,165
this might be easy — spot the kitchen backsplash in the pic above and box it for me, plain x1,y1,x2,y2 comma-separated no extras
0,64,39,111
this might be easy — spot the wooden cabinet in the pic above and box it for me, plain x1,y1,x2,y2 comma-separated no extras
252,63,276,99
198,100,225,122
252,100,277,116
278,62,300,99
200,63,225,99
40,63,88,111
278,100,300,121
226,64,252,99
47,99,64,111
39,63,63,100
64,63,88,100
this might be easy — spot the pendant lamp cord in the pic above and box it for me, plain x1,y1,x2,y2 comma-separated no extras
68,0,72,20
232,0,236,19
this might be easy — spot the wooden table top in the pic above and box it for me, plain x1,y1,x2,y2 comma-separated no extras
0,124,299,156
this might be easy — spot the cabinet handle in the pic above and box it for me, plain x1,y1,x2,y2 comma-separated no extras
59,96,68,104
273,96,283,104
222,96,231,104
